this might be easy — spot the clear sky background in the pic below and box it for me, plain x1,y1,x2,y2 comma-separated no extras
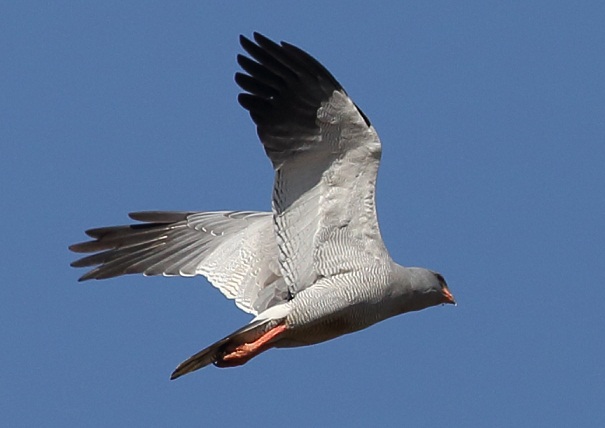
2,1,604,427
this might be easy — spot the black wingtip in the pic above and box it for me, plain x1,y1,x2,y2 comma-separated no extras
239,33,255,51
252,31,266,43
252,32,276,48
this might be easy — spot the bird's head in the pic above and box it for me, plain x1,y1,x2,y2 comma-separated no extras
399,267,456,313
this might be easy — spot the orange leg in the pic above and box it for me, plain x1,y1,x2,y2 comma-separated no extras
218,324,287,367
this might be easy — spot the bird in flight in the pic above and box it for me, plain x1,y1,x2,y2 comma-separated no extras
70,32,456,380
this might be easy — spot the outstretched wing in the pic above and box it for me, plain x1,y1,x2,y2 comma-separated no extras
237,33,390,296
70,211,287,314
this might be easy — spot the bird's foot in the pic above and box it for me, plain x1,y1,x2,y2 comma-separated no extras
217,323,287,367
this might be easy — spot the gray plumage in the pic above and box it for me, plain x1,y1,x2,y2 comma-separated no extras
70,32,455,380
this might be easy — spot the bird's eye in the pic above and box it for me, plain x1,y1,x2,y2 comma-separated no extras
433,272,446,287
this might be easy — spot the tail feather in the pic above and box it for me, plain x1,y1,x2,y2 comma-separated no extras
170,318,280,380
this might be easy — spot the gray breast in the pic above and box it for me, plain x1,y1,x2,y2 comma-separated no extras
277,266,397,347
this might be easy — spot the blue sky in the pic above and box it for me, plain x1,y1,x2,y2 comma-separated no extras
2,1,604,426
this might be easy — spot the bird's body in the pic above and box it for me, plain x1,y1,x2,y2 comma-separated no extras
70,33,455,379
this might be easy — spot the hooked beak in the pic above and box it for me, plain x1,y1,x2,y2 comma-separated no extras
441,286,456,305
